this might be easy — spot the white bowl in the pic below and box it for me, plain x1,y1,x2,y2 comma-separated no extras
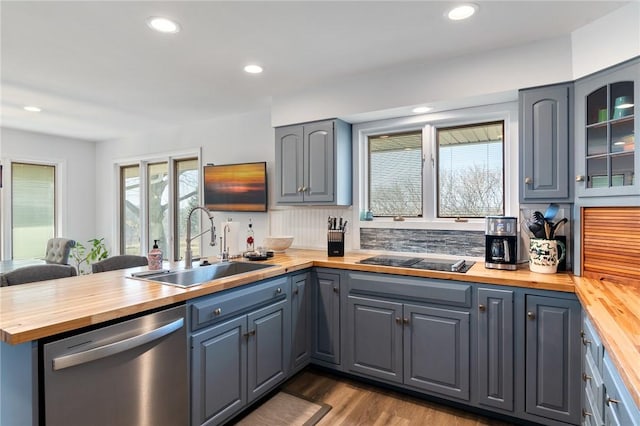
263,236,294,252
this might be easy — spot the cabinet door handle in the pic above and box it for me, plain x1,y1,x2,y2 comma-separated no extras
297,187,304,192
582,409,592,417
527,311,536,320
395,317,402,324
582,373,592,382
607,396,621,406
524,176,533,184
333,287,339,293
244,330,256,338
213,308,222,316
293,288,299,295
576,175,585,182
403,318,409,325
478,304,486,312
582,337,592,346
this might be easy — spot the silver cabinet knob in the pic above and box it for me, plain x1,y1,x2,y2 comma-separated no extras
576,175,585,182
297,187,304,192
213,308,222,316
478,304,486,312
276,287,282,294
527,311,536,320
524,176,533,184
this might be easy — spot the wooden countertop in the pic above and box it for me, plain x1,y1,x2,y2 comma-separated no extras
573,276,640,408
1,249,638,406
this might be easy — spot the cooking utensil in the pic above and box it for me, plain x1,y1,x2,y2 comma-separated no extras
544,221,551,239
532,211,545,224
550,218,568,238
544,203,559,221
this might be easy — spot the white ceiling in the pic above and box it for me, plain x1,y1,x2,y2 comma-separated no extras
0,1,629,142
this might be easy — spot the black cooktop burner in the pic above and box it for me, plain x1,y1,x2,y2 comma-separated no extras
358,255,474,273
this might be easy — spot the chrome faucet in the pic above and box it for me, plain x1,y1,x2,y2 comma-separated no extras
185,206,216,269
221,222,231,262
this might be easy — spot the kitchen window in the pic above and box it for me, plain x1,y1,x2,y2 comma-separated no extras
118,155,199,260
357,102,515,227
11,162,56,259
368,131,423,217
436,121,504,218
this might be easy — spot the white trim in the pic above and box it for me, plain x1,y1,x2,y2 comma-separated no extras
352,101,519,250
1,157,66,260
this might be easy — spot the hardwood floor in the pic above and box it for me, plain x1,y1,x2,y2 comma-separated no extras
281,368,515,426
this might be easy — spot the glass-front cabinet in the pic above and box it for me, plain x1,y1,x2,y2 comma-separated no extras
575,58,639,198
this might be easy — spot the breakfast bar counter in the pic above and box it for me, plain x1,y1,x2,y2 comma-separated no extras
1,249,639,408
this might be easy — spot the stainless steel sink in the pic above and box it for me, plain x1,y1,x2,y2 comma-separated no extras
132,261,277,288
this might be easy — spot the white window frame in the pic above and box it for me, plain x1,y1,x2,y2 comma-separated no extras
351,102,518,249
113,148,201,261
1,157,67,260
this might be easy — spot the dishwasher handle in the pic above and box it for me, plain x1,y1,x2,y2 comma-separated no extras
52,317,184,371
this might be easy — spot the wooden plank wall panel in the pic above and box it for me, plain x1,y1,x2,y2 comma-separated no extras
582,207,640,283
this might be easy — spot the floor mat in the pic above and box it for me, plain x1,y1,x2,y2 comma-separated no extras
234,391,331,426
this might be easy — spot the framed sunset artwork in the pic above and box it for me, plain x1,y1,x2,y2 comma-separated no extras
203,162,268,212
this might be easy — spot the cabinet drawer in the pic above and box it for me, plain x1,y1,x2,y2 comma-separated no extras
347,272,471,307
584,383,603,426
582,316,603,370
584,351,604,419
190,277,288,331
603,355,640,426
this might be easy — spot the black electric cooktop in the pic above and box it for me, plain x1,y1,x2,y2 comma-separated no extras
357,255,474,273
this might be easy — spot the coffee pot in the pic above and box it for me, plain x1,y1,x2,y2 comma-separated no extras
485,216,518,270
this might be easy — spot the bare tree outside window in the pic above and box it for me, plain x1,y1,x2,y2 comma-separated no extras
437,121,504,217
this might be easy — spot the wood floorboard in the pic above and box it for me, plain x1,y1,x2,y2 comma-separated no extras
282,368,515,426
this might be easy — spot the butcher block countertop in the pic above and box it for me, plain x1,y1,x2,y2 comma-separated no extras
1,249,638,406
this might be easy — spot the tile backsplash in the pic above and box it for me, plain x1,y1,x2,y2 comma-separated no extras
360,228,485,257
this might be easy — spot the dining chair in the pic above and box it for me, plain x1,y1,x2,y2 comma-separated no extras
44,238,76,265
0,264,78,286
91,255,149,273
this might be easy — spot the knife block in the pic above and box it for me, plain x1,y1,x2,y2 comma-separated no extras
327,230,344,257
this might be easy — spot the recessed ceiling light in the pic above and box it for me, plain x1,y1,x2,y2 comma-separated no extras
446,4,478,21
24,106,42,112
244,64,263,74
147,17,181,34
412,106,432,114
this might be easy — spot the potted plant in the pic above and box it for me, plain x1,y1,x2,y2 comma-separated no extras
71,238,109,274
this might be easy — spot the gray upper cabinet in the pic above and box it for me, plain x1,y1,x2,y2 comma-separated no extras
519,83,573,202
574,58,639,200
525,294,582,425
275,119,352,205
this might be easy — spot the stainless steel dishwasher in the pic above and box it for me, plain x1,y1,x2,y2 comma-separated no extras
43,304,188,426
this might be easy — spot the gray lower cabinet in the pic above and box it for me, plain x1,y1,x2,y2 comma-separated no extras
581,314,640,426
476,288,514,412
312,270,341,365
189,277,291,426
403,303,470,400
519,82,573,202
346,296,471,400
290,271,312,373
525,295,582,425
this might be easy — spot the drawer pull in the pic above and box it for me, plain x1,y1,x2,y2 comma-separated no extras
478,304,486,312
607,397,621,406
213,308,222,316
583,338,592,346
582,373,592,382
276,287,282,294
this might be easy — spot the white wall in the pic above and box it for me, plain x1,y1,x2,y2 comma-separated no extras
571,2,640,79
0,127,97,258
271,36,574,127
94,109,276,258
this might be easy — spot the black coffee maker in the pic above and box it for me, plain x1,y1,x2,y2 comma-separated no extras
485,216,518,270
